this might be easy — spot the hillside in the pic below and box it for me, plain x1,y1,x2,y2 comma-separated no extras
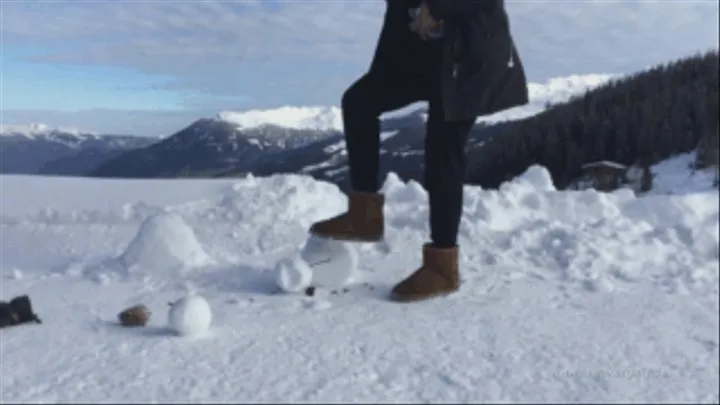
86,74,609,180
465,50,719,190
214,75,610,185
0,124,156,175
88,114,341,178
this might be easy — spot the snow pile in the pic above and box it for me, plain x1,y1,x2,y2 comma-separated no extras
217,106,343,132
215,174,346,230
117,210,214,276
380,165,719,295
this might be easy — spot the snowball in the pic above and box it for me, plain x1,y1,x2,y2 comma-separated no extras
274,256,312,293
167,295,212,336
301,235,358,289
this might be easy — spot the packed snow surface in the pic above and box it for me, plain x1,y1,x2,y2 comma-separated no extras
0,165,718,402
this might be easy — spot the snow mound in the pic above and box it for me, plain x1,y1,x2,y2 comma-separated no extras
117,210,214,276
217,106,343,131
215,174,346,230
380,164,719,293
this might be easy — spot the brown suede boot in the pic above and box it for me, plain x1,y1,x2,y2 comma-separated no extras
390,244,460,302
309,191,384,242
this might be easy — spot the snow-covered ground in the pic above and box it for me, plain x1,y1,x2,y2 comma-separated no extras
1,165,718,403
648,152,719,195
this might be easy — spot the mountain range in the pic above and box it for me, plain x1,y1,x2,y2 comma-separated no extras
1,75,612,185
0,124,156,175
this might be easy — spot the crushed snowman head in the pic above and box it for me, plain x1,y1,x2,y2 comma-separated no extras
273,255,312,293
167,295,212,336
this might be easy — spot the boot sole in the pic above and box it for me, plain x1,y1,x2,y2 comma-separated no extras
389,288,458,303
309,231,384,243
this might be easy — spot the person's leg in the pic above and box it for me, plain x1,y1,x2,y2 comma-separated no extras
342,72,425,192
309,71,425,242
390,100,474,302
423,104,475,248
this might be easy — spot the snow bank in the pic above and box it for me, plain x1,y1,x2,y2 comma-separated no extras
213,174,346,230
379,165,718,293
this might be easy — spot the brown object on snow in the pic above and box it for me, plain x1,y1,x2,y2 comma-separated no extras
117,304,151,327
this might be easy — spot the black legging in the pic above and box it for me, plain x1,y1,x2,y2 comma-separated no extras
340,48,474,248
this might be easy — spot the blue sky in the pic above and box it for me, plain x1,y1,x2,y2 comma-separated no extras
1,0,718,136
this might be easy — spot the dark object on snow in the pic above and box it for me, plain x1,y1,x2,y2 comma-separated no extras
305,286,316,297
117,304,151,327
0,295,42,328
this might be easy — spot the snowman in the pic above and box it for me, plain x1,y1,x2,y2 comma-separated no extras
274,235,358,293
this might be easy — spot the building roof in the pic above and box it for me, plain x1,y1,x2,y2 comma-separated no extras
581,160,628,170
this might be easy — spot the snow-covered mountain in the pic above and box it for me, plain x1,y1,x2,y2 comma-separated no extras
222,74,613,186
0,124,157,175
88,111,344,178
89,74,610,180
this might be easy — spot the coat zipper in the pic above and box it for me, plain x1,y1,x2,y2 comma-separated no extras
451,29,461,79
507,41,515,68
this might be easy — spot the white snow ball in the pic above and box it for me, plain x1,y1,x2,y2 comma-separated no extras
274,255,313,293
301,236,358,289
167,295,213,336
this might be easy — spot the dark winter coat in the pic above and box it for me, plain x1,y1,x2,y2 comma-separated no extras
370,0,529,121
